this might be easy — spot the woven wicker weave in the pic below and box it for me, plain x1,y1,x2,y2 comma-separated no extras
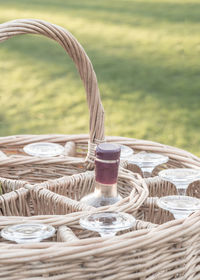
1,19,200,279
1,203,200,279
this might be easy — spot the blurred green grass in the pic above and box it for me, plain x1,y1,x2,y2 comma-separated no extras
0,0,200,155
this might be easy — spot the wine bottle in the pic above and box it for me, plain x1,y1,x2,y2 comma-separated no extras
80,143,122,207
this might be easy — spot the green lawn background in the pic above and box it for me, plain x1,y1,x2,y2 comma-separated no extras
0,0,200,155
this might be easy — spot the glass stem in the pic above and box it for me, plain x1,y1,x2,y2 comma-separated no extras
176,186,187,196
142,168,154,178
100,231,116,238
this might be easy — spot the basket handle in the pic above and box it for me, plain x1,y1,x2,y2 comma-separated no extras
0,19,105,163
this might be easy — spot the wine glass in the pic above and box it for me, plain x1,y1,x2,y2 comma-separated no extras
23,142,64,157
159,168,200,196
157,195,200,220
1,223,56,243
129,151,169,178
80,212,135,237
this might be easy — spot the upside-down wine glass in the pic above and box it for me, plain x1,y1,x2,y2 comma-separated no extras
129,151,169,178
1,223,56,243
80,212,135,237
157,195,200,220
159,168,200,196
23,142,64,157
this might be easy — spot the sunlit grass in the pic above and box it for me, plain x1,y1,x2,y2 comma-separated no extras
0,0,200,156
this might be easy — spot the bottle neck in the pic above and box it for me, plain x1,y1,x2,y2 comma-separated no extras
94,182,118,198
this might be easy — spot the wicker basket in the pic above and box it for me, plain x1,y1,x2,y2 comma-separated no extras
0,170,148,218
1,198,200,279
1,19,200,279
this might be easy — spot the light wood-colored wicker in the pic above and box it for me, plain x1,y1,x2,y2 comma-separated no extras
1,18,200,279
0,204,200,279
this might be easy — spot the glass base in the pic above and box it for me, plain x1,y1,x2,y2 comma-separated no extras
159,168,200,187
1,223,56,243
80,212,135,237
157,195,200,219
23,142,64,157
129,152,168,172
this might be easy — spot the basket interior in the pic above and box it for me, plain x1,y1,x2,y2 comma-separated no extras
0,137,199,184
1,173,200,229
0,139,88,183
135,178,200,225
0,176,200,280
